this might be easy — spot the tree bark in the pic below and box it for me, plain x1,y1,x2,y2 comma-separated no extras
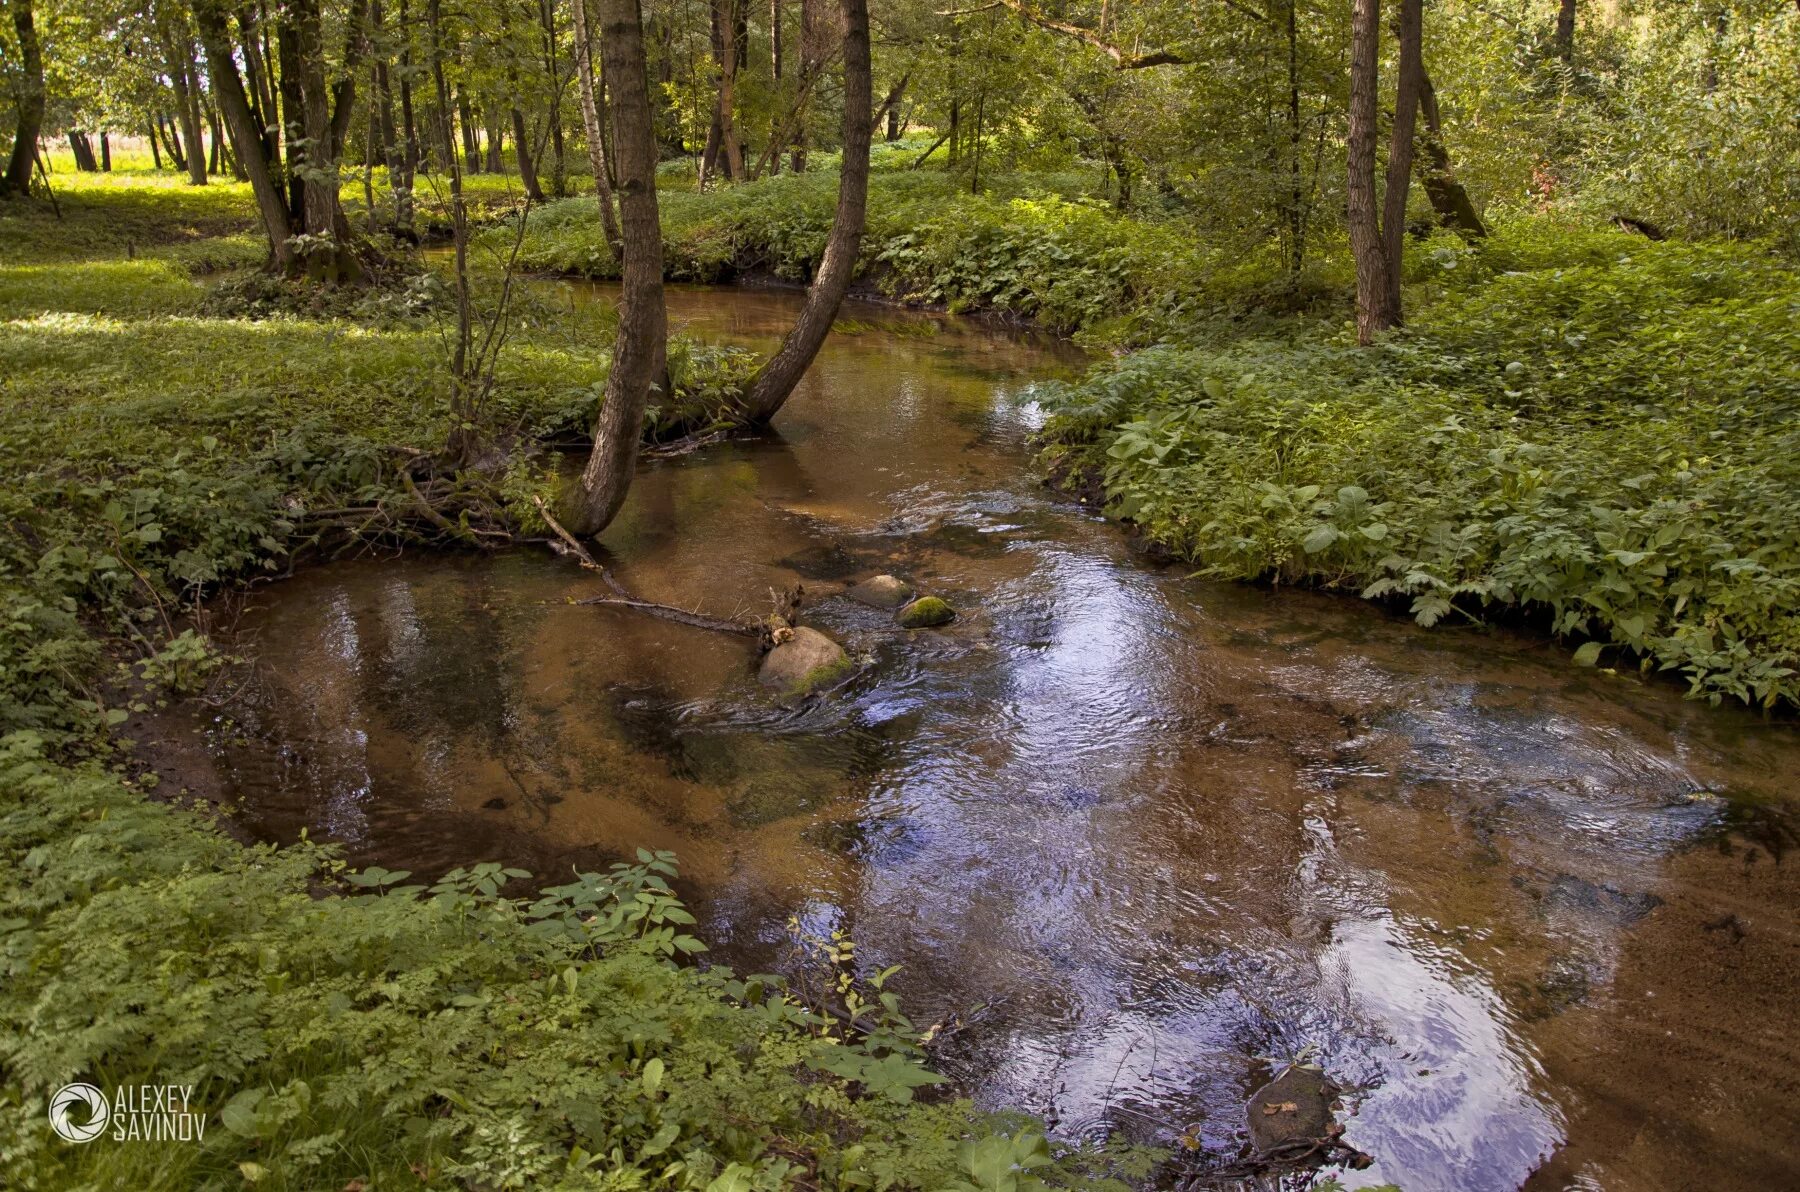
459,90,482,172
1379,0,1422,321
1416,69,1485,238
2,0,44,198
736,0,870,425
68,132,99,171
160,10,211,186
718,0,745,179
512,107,547,199
292,0,357,281
571,0,624,255
195,0,297,270
100,131,112,171
566,0,667,537
147,119,164,169
1346,0,1389,344
1554,0,1575,60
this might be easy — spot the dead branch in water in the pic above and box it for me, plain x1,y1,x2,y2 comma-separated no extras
574,593,758,636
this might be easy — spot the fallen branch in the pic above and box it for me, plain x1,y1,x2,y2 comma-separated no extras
574,593,758,637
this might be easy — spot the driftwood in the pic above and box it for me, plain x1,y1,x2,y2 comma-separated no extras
533,495,758,637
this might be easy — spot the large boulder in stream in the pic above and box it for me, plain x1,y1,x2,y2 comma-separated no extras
846,574,914,609
758,627,851,697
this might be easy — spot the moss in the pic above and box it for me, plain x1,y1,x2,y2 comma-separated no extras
897,596,956,629
790,652,855,697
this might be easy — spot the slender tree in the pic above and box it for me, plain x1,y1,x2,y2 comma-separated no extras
1346,0,1388,343
570,0,624,254
565,0,667,536
1379,0,1423,322
196,0,297,268
735,0,870,425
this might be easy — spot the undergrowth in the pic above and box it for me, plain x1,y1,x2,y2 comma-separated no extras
1039,222,1800,708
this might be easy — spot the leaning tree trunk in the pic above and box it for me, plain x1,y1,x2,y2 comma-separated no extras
195,0,297,270
1346,0,1391,344
570,0,624,256
3,0,44,197
1379,0,1422,322
735,0,871,425
1416,69,1485,238
564,0,667,537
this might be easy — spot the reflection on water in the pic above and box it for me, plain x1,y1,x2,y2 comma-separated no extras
190,286,1800,1191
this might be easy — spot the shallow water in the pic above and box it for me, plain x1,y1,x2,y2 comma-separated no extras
190,285,1799,1190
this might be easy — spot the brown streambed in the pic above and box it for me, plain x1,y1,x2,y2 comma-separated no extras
174,285,1800,1190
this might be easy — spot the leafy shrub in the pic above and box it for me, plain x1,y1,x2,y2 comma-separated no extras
1042,229,1800,708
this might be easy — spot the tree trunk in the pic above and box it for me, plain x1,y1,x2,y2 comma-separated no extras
537,0,567,196
459,91,482,172
427,0,477,461
1554,0,1575,60
1416,69,1485,238
147,120,163,169
571,0,624,255
195,0,297,270
100,131,112,171
737,0,870,425
790,0,822,171
161,112,187,170
512,107,546,200
161,15,210,186
485,111,504,171
1379,0,1422,321
3,0,44,196
293,0,358,282
68,132,99,171
1282,0,1304,276
566,0,667,537
1346,0,1390,344
718,0,744,180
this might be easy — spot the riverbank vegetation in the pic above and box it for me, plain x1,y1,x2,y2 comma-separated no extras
3,0,1797,1186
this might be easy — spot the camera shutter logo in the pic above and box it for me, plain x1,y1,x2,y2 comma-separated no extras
50,1083,110,1143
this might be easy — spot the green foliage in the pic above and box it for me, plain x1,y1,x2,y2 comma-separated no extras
0,737,1142,1190
1042,224,1800,708
505,165,1255,343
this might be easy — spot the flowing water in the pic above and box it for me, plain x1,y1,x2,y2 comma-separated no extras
187,285,1799,1190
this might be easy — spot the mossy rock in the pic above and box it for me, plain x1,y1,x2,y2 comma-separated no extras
896,596,956,629
758,627,850,697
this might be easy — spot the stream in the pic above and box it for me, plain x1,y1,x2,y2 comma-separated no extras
184,285,1800,1190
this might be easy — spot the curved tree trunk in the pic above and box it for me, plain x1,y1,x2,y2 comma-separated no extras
736,0,871,425
564,0,667,537
195,0,297,270
570,0,623,256
1346,0,1390,344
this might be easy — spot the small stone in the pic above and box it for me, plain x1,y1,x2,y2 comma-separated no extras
758,626,850,697
896,596,956,629
1246,1066,1338,1155
846,574,914,609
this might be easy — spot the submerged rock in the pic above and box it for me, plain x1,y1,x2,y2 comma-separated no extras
846,574,915,609
897,596,956,629
1246,1066,1339,1155
758,626,851,697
